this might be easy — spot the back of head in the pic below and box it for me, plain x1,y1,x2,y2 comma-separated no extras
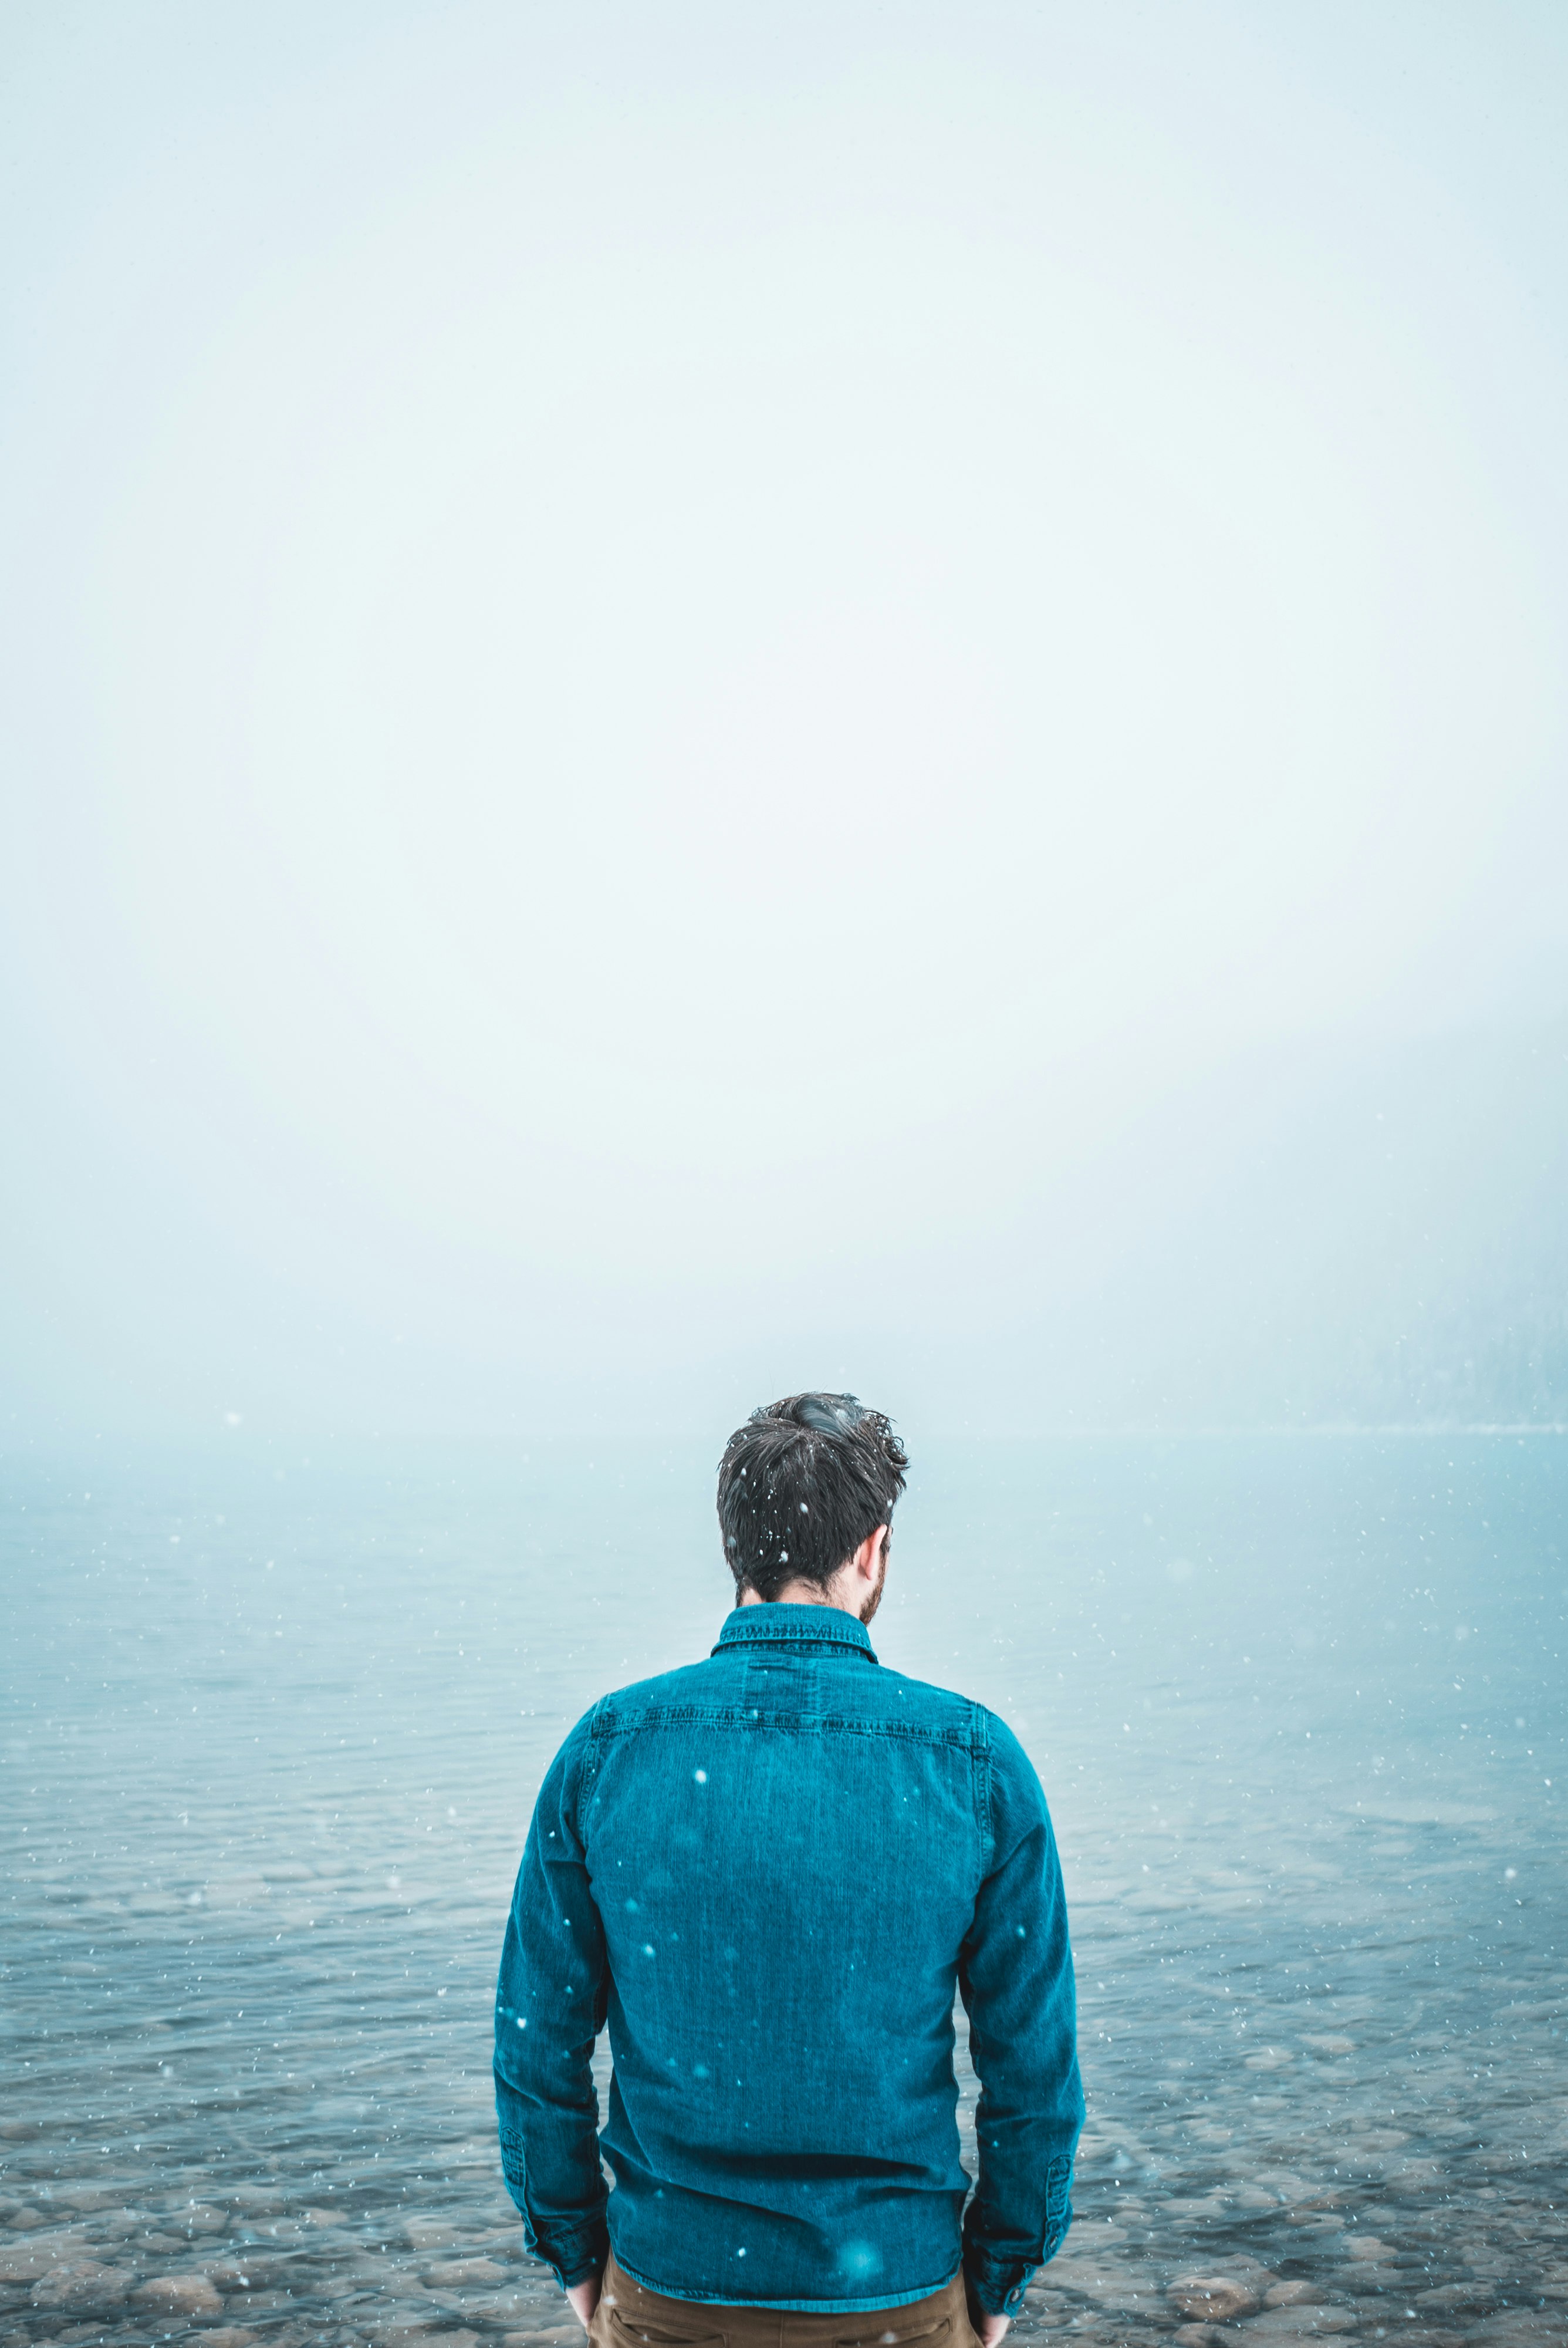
716,1392,909,1600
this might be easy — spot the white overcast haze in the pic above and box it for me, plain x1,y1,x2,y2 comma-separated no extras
4,1,1567,1444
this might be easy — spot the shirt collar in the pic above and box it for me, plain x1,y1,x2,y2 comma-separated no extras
712,1603,880,1662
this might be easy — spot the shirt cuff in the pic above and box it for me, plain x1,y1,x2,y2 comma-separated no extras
962,2248,1036,2317
964,2194,1074,2315
525,2212,609,2290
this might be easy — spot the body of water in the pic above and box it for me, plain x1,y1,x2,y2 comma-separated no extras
2,1434,1563,2347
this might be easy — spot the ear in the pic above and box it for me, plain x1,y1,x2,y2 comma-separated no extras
849,1524,889,1582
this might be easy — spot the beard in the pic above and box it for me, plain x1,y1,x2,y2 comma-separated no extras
859,1544,888,1625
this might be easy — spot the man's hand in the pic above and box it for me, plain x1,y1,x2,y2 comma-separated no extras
566,2275,601,2332
965,2294,1011,2348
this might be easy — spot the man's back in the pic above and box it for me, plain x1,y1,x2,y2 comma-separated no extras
495,1602,1083,2315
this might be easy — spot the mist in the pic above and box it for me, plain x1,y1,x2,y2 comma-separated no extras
5,18,1568,2333
5,1,1567,1447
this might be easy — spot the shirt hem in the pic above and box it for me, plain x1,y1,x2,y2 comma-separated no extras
611,2254,964,2315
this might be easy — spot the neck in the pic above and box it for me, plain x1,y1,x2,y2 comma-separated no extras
739,1577,856,1613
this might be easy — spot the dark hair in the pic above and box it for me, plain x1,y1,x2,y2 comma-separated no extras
716,1392,908,1601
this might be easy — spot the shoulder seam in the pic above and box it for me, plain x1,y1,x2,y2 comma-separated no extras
973,1701,995,1873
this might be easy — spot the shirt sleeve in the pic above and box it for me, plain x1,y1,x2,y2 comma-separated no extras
957,1712,1085,2317
493,1709,610,2288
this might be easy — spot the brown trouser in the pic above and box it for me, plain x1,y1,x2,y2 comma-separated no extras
591,2252,982,2348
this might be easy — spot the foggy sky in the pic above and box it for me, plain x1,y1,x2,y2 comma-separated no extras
4,2,1567,1445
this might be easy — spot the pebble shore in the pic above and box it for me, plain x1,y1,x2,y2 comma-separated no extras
2,2089,1563,2348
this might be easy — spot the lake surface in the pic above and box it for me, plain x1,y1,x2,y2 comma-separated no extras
2,1433,1564,2348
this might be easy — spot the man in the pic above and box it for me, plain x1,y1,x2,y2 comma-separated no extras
494,1393,1083,2348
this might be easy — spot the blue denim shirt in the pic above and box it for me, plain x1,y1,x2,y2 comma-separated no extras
494,1605,1083,2315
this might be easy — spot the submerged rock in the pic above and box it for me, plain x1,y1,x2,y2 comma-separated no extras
1168,2275,1262,2322
207,2256,260,2289
133,2271,226,2317
1244,2311,1359,2339
423,2256,511,2286
174,2203,229,2236
0,2244,57,2285
30,2257,133,2313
